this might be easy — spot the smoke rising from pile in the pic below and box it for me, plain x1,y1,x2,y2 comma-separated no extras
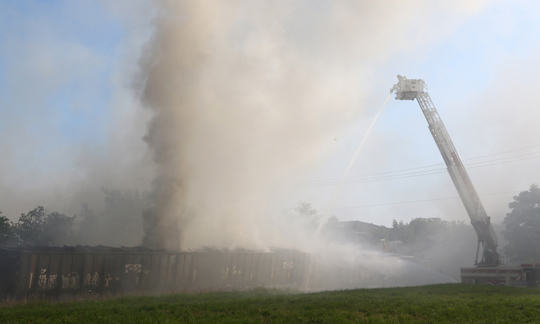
139,1,359,250
0,0,507,288
138,0,494,251
0,0,498,253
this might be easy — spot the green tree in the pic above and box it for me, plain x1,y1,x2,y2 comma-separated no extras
13,206,46,245
502,184,540,262
292,201,320,229
281,201,320,233
387,217,470,256
42,212,76,246
327,215,339,224
0,211,15,245
406,218,449,246
13,206,76,246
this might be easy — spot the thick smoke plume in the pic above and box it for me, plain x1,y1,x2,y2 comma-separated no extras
139,1,359,250
138,0,492,251
0,0,504,289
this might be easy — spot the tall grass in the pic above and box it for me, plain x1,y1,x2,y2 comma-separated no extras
1,284,539,323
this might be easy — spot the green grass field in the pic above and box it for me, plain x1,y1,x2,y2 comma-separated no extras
1,284,540,323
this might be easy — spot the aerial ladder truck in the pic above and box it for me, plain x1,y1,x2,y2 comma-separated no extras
391,75,539,286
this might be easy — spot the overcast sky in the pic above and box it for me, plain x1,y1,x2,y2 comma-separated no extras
1,0,539,231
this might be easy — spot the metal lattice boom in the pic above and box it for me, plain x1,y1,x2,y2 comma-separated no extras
391,75,500,266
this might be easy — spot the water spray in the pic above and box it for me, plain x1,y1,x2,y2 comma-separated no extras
315,93,392,236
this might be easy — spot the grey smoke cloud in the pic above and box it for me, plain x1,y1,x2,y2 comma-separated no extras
2,0,522,287
0,0,508,255
138,0,493,250
0,1,155,245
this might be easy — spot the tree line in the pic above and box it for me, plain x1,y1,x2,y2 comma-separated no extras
0,188,145,247
387,184,540,264
321,184,540,265
1,185,539,264
0,207,75,246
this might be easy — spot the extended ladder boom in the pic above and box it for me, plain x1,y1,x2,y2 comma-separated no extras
391,75,500,266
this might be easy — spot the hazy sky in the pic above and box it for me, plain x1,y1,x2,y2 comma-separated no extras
1,0,539,233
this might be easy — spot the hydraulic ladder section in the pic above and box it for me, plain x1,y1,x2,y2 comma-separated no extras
391,75,500,266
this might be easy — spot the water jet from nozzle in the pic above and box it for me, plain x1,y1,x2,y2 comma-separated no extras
315,93,392,236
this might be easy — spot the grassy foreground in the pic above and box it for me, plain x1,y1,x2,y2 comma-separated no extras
1,284,540,323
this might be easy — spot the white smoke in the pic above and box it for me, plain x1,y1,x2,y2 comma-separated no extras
138,0,494,251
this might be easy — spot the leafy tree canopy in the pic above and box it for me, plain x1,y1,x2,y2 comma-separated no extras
281,201,320,233
0,211,15,245
12,206,75,246
502,184,540,262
